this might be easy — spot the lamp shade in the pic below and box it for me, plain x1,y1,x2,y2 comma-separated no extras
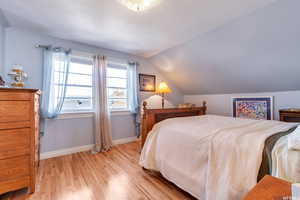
157,82,172,94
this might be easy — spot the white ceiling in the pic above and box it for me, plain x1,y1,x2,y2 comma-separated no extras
0,0,277,57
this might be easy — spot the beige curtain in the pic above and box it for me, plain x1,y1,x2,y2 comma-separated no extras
93,55,113,153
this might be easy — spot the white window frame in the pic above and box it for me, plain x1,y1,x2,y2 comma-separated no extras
107,61,130,112
59,54,95,114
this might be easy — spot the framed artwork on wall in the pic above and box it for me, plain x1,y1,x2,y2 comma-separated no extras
232,96,273,120
139,74,156,92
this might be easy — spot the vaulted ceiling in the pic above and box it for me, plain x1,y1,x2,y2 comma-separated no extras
1,0,299,95
0,0,276,57
150,0,300,94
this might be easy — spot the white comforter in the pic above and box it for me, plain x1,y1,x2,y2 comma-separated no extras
139,115,296,200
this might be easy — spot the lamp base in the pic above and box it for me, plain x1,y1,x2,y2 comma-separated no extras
161,93,165,109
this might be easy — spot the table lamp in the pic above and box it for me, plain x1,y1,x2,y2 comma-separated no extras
156,82,172,109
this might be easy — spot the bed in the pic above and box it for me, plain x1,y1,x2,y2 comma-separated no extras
139,101,298,200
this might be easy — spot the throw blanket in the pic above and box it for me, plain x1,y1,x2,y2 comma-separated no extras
140,115,296,200
258,126,297,181
272,134,300,183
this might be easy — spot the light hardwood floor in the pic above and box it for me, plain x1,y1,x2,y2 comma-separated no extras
1,142,195,200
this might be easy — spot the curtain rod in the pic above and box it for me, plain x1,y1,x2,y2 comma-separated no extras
35,44,72,54
35,44,70,50
35,45,138,64
35,44,51,49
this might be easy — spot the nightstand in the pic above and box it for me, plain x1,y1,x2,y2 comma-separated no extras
244,175,291,200
279,109,300,122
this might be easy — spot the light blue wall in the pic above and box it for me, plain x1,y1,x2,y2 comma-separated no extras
42,117,94,152
3,27,183,153
0,25,4,75
185,90,300,121
0,11,7,76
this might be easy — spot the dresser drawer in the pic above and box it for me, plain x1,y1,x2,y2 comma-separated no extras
0,92,31,101
0,128,30,160
0,176,30,195
0,101,31,122
0,156,29,182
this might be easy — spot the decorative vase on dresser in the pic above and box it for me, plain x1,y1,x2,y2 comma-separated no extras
0,88,40,195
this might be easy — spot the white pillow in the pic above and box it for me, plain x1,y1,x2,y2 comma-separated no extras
288,126,300,150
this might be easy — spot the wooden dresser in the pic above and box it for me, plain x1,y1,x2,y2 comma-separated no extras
0,88,40,195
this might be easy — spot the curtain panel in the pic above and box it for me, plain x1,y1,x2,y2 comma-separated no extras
93,55,113,152
128,62,141,137
41,47,71,119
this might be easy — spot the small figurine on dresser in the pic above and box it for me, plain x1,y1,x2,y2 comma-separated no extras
0,75,5,87
8,65,28,88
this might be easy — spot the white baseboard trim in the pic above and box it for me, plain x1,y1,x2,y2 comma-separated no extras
112,136,138,145
40,136,138,160
40,144,94,160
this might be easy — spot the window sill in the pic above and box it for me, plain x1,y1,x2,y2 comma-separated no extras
111,110,132,116
47,110,132,120
56,112,94,120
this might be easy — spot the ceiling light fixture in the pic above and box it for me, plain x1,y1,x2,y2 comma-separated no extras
119,0,160,12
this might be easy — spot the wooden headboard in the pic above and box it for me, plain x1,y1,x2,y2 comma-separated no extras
141,101,207,149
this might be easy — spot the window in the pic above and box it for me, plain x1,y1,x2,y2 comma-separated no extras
107,62,129,111
54,55,94,113
53,55,131,113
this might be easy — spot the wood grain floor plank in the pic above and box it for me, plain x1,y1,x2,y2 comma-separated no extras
1,142,195,200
